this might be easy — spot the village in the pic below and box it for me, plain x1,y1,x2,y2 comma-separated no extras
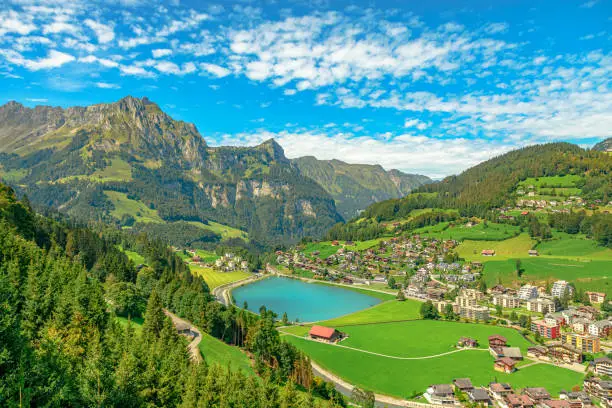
273,235,611,408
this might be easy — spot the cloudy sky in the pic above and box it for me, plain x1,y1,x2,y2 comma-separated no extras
1,0,610,178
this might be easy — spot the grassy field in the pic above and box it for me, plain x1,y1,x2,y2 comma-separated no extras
187,221,248,242
177,249,220,263
302,242,340,259
417,222,521,242
518,175,583,188
199,332,254,374
457,233,536,261
483,257,612,295
105,191,164,223
190,265,251,289
308,298,420,327
535,232,612,259
92,158,133,182
115,316,144,334
285,336,582,398
339,320,532,357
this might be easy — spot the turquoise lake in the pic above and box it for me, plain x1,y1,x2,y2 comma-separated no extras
232,276,381,322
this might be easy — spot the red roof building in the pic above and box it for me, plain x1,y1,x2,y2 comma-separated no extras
489,335,508,347
309,326,341,342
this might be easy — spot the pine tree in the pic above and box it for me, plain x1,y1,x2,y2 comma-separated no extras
143,288,166,338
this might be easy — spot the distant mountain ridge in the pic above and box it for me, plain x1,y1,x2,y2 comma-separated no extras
292,156,431,219
593,138,612,152
0,97,343,246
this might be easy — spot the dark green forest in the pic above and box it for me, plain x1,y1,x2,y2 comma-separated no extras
0,183,345,407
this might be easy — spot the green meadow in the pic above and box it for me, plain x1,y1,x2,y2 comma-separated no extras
415,222,521,241
199,332,254,375
105,191,164,223
190,265,251,290
285,336,582,398
457,233,536,261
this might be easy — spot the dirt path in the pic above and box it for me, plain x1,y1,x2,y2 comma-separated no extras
163,309,203,363
282,331,488,360
212,275,260,306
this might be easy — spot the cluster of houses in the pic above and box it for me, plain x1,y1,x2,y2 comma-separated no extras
426,367,612,408
274,235,474,288
213,252,249,272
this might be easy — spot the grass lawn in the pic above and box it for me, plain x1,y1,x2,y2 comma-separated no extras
344,238,387,251
285,336,583,399
105,191,164,223
339,320,532,357
199,332,254,375
115,316,144,334
483,257,612,295
190,265,251,290
457,234,536,261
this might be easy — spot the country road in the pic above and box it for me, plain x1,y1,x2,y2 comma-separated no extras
163,309,203,363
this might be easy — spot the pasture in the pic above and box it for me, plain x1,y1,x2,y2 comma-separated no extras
190,265,251,289
105,191,164,223
483,257,612,295
416,222,521,241
457,233,536,261
285,336,582,399
187,220,249,242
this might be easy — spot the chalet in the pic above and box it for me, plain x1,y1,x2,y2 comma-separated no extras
528,250,539,256
489,383,514,400
175,321,196,338
192,255,202,262
489,335,508,347
559,391,593,408
583,377,612,405
523,388,552,403
491,284,507,295
527,346,548,360
585,292,606,304
426,384,456,405
458,337,479,348
547,343,582,364
309,326,341,343
541,400,571,408
453,378,474,392
481,249,496,256
344,241,354,246
506,394,535,408
588,320,611,338
501,347,523,360
494,357,517,373
593,357,612,377
469,388,491,405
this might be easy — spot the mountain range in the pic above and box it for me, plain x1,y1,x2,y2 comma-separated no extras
593,137,612,153
0,96,429,246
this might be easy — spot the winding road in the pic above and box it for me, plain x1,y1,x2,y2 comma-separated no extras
163,309,203,363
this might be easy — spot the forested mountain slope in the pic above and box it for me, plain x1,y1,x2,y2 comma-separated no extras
0,97,342,246
0,183,344,407
361,143,611,221
293,156,431,219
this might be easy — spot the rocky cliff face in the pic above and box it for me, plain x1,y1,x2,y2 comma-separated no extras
0,97,342,245
292,156,431,219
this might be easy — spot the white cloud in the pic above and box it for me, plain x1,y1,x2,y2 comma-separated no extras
79,55,119,68
1,49,75,71
119,64,156,78
0,10,37,36
152,48,172,58
95,81,121,89
25,98,48,102
404,119,429,130
154,60,196,75
200,62,231,77
84,19,115,43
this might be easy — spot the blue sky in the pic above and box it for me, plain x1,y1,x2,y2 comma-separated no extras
0,0,610,178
